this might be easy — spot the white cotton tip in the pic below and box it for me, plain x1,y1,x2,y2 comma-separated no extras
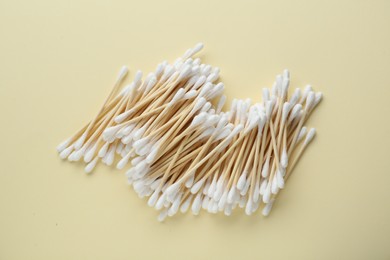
216,95,226,114
187,74,199,86
206,114,220,127
262,199,275,216
283,69,290,79
201,64,212,75
282,102,292,122
208,180,216,197
191,193,202,215
135,161,148,175
57,138,71,153
198,82,213,98
276,169,285,189
136,143,152,156
244,115,260,134
185,173,195,188
193,97,207,112
201,196,210,210
121,133,133,145
265,101,273,120
215,127,231,141
213,184,223,201
262,88,270,103
240,179,250,196
259,179,268,195
304,128,316,145
193,42,204,53
200,102,212,113
116,66,129,81
216,189,226,208
115,110,133,123
238,196,246,208
206,199,214,213
59,145,74,159
174,58,184,70
290,88,301,106
133,70,143,87
180,195,192,213
154,194,166,211
147,190,160,207
302,85,313,100
229,124,244,138
281,148,288,168
275,75,283,96
206,72,219,83
84,157,98,174
192,75,206,90
237,172,247,191
103,125,121,141
133,125,148,141
224,204,232,216
105,146,116,166
150,179,162,191
165,182,181,196
98,142,109,157
230,98,238,116
191,179,205,194
227,186,236,204
281,71,290,97
116,155,130,170
305,91,315,110
122,124,135,136
263,184,272,203
145,76,157,93
261,157,270,178
154,63,165,78
191,112,208,127
314,92,323,106
168,194,182,216
193,58,201,65
202,181,210,195
289,104,302,123
209,82,224,99
133,137,150,151
297,127,307,142
157,209,168,222
271,176,279,194
198,127,214,140
178,65,192,81
253,179,260,203
145,146,159,164
72,148,85,161
126,168,136,181
74,133,86,150
84,143,98,163
186,42,204,58
161,65,175,82
184,89,197,100
191,66,200,75
245,199,253,216
131,156,144,166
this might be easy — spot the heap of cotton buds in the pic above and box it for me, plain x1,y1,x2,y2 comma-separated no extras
57,43,322,221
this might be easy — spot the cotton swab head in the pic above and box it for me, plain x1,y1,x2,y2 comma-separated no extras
304,128,316,145
262,199,275,216
297,127,307,142
281,148,288,168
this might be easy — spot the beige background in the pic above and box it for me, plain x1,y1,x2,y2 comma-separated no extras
1,0,390,259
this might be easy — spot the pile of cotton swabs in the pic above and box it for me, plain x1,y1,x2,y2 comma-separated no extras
57,43,322,221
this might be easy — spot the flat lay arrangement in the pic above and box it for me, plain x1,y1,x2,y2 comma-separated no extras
57,43,322,221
